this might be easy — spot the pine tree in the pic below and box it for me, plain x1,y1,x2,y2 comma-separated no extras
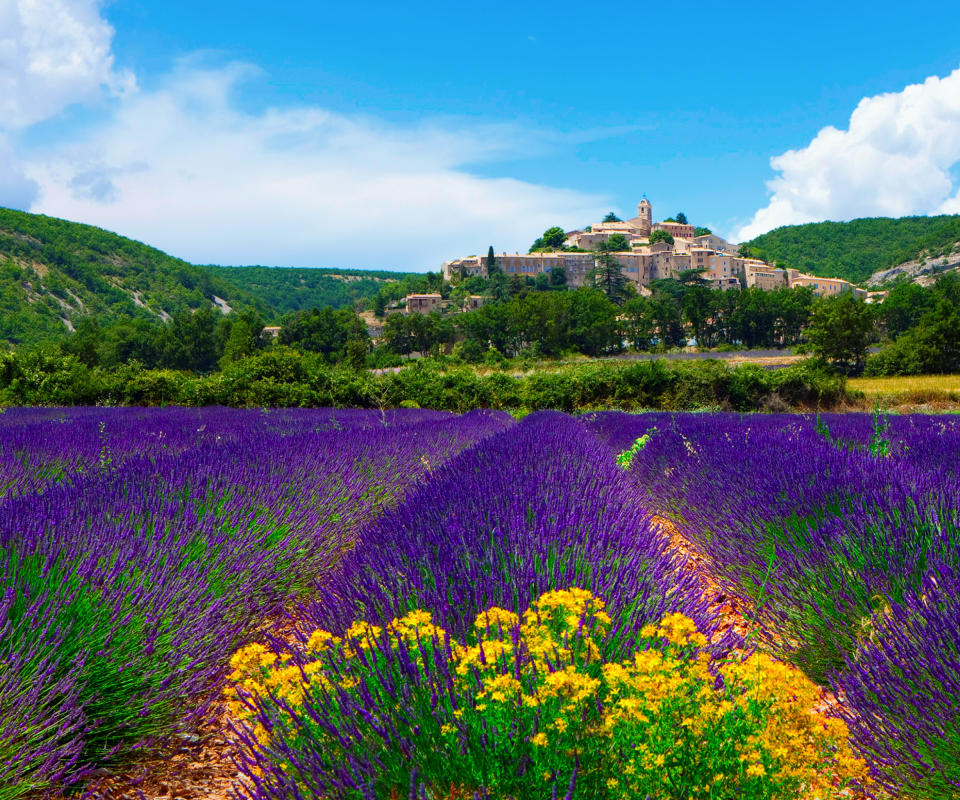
487,246,501,275
588,242,631,305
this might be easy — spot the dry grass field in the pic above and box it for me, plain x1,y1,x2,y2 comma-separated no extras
850,374,960,395
848,374,960,412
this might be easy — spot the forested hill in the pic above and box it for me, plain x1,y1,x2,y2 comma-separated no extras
206,265,410,316
0,207,417,348
740,215,960,285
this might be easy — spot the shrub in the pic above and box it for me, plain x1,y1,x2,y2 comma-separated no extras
230,591,867,799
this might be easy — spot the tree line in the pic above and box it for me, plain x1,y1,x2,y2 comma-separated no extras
28,259,960,384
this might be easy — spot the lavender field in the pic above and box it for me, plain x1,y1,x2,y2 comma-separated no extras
2,408,959,799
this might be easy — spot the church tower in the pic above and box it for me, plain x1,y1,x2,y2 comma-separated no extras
637,197,652,236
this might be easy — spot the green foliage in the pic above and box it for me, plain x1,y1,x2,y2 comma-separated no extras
0,349,850,412
589,245,631,306
0,207,260,348
875,280,938,338
648,229,675,246
805,294,875,375
278,306,368,361
206,265,410,317
741,215,960,284
605,233,632,251
382,312,454,357
616,429,657,468
869,406,891,457
0,207,420,349
675,212,688,225
484,272,511,305
602,212,622,223
529,226,568,252
694,227,712,237
865,294,960,376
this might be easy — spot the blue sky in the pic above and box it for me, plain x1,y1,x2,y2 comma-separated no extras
2,0,960,271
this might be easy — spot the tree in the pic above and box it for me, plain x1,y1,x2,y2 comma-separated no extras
278,306,368,362
605,233,632,251
602,212,622,223
588,242,631,306
529,227,567,252
675,212,688,225
804,294,874,375
648,295,686,349
876,280,936,339
345,339,368,370
676,269,710,287
485,272,511,305
694,227,712,237
450,285,469,312
682,285,716,348
219,319,257,367
866,298,960,375
486,246,501,276
155,306,221,373
382,313,414,357
62,316,102,368
648,229,675,246
372,293,388,318
568,289,622,355
550,266,568,289
622,296,656,350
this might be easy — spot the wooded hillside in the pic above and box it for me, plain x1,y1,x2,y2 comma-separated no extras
740,215,960,285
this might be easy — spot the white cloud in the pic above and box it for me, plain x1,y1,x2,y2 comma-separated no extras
0,0,606,269
0,0,134,130
737,66,960,242
24,64,608,270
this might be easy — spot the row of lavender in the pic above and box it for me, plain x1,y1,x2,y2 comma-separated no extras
0,407,513,797
229,412,725,797
582,411,960,799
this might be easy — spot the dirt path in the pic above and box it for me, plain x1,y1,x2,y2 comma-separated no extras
82,713,243,800
652,516,844,721
652,515,753,643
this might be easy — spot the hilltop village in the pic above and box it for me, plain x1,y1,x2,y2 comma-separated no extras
424,199,867,313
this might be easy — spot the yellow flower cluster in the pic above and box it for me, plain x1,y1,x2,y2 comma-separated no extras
227,590,868,799
721,654,870,793
640,611,709,648
226,642,326,745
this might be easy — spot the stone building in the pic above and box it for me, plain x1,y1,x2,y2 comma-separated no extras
440,195,866,302
406,293,443,314
652,220,695,240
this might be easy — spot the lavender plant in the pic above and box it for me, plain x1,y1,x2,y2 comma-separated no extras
0,407,511,796
305,411,712,653
835,560,960,800
583,411,960,793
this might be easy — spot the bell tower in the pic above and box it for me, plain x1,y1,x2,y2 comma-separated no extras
637,197,652,236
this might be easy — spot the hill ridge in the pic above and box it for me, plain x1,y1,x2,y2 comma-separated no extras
740,214,960,285
0,207,418,347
